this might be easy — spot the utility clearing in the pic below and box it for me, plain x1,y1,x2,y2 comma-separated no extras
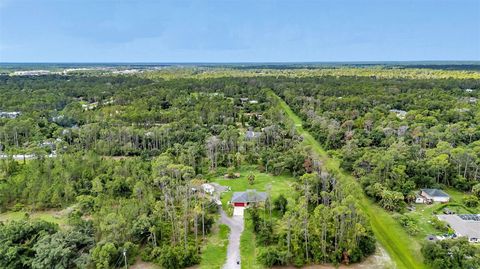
269,90,426,269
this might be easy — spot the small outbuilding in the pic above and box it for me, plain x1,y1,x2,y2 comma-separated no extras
202,183,215,195
245,130,261,140
415,194,427,204
389,109,407,119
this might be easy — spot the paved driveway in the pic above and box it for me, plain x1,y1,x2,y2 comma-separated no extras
220,208,244,269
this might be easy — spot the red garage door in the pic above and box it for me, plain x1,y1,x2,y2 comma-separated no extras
233,202,246,207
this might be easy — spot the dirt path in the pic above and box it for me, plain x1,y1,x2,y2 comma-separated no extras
272,244,394,269
219,208,244,269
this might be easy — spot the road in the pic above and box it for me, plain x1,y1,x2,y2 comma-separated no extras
219,208,244,269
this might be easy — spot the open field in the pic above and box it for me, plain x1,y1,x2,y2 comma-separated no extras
210,166,296,208
270,90,426,269
199,224,230,269
0,210,67,227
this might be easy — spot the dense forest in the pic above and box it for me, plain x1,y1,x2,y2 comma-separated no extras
0,72,377,268
271,76,480,211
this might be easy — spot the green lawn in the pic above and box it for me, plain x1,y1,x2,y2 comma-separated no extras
210,165,296,208
0,210,67,227
240,214,263,269
200,224,230,269
445,187,480,212
269,90,427,269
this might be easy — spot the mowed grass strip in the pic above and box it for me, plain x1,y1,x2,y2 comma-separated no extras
269,90,427,269
200,224,230,269
240,215,264,269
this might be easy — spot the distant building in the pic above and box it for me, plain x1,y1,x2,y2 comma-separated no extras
0,111,21,119
465,88,474,93
40,141,56,150
419,189,450,203
82,102,98,111
437,214,480,243
12,70,51,76
249,100,259,104
389,109,407,119
245,130,261,140
202,183,215,195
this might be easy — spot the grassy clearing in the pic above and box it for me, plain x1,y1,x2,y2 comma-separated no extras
270,90,427,269
200,224,230,269
210,165,295,208
240,214,263,269
0,210,67,227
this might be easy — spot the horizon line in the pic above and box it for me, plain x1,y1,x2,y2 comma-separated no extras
1,60,480,65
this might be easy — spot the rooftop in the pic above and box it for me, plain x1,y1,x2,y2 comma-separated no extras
437,214,480,239
246,130,261,139
421,188,449,198
231,189,267,203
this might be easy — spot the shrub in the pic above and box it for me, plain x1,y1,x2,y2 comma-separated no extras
463,195,479,208
76,195,95,213
11,202,24,212
472,183,480,198
273,194,288,214
257,246,285,267
430,217,449,233
91,242,118,269
395,214,420,235
421,238,480,269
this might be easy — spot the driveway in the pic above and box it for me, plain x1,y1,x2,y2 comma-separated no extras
219,208,244,269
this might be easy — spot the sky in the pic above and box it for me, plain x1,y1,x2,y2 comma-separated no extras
0,0,479,62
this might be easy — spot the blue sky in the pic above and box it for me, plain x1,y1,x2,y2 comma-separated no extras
0,0,479,62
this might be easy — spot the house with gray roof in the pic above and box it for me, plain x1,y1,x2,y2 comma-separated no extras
420,188,450,203
231,189,267,207
437,214,480,243
389,109,407,119
245,130,261,140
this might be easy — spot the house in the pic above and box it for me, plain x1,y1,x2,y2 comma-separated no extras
201,183,215,195
0,111,21,119
420,189,450,203
40,141,56,150
249,100,259,104
389,109,407,119
82,102,98,111
231,189,267,207
415,194,427,204
465,88,474,93
245,130,261,140
231,189,267,216
437,214,480,243
12,70,50,76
